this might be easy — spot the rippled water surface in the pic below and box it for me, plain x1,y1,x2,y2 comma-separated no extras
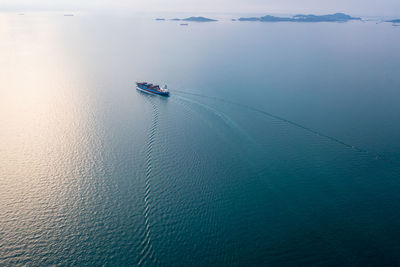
1,12,400,266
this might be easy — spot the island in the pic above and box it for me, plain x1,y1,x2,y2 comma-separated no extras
169,16,217,22
238,13,361,22
386,19,400,23
155,18,165,21
183,16,217,22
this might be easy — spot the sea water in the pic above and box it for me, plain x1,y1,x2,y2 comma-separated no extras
1,12,400,266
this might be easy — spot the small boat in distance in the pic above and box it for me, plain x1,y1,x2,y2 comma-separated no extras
136,82,169,96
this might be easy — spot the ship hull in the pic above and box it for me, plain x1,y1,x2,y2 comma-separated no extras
136,86,169,96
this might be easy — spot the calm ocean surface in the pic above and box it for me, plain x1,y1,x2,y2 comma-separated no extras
1,12,400,266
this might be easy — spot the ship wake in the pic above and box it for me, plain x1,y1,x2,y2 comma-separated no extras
173,90,396,165
138,96,160,266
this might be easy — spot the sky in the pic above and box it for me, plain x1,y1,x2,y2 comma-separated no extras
1,0,400,17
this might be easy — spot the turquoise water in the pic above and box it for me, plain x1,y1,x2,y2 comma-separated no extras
1,12,400,266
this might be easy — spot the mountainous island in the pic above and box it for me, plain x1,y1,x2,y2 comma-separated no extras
169,16,217,22
238,13,361,22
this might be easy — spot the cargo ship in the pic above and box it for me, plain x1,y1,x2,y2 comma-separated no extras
136,82,169,96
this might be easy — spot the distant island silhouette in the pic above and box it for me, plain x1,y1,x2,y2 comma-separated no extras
238,13,361,22
386,19,400,23
155,18,165,21
168,16,217,22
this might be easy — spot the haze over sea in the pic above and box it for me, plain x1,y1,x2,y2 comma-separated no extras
1,11,400,266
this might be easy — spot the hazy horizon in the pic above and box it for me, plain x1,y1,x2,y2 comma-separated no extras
1,0,400,17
